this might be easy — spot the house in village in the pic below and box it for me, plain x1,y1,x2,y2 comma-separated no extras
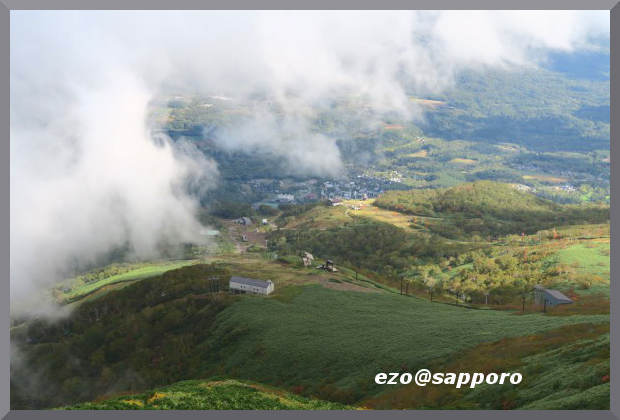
229,276,274,295
533,285,573,311
276,193,295,203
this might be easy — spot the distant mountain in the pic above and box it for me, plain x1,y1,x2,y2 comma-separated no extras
546,50,609,81
420,66,609,152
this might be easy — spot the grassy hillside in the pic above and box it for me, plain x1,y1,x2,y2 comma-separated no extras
11,262,608,409
374,181,608,239
63,320,609,411
61,378,350,410
268,194,608,309
365,322,609,409
54,260,199,303
547,240,610,296
199,285,607,403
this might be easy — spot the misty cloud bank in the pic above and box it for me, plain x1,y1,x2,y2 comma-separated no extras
10,10,608,315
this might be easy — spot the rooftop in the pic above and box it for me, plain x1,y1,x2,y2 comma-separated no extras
534,285,573,303
230,276,272,289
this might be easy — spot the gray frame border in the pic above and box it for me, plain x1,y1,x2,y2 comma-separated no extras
0,1,617,419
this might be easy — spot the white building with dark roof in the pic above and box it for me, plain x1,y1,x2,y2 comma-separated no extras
229,276,274,295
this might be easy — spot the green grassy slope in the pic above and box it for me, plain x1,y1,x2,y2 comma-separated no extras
555,242,609,276
374,181,608,239
545,239,610,296
58,261,198,303
12,264,609,409
200,285,607,402
365,322,609,409
61,378,350,410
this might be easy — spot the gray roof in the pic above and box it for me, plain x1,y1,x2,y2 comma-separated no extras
534,285,573,303
544,289,573,303
230,276,271,288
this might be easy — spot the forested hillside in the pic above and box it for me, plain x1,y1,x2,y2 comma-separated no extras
374,181,608,238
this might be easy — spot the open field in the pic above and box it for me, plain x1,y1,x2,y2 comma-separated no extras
551,240,610,296
450,158,477,165
406,149,428,158
343,199,423,232
278,198,440,234
279,205,351,230
555,242,609,276
522,174,568,184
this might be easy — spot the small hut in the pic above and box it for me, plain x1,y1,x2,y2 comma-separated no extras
533,285,573,311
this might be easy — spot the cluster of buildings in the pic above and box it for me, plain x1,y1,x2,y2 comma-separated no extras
248,173,401,208
317,174,405,202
